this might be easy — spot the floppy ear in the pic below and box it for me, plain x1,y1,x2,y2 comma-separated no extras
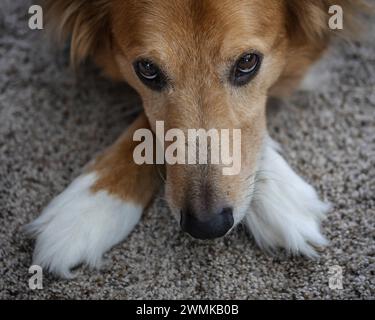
45,0,116,72
285,0,366,45
270,0,369,97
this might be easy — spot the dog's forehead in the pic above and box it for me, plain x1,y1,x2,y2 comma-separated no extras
112,0,281,60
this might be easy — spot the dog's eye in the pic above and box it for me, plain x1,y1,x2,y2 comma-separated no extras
231,53,262,87
134,59,167,91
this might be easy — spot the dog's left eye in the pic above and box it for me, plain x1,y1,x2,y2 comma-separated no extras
231,53,262,87
134,59,167,91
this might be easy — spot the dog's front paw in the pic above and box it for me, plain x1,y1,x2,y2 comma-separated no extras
245,139,330,258
25,173,143,278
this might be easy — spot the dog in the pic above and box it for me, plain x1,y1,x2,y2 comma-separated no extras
26,0,363,278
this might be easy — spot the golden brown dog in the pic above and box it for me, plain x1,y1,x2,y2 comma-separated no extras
27,0,363,277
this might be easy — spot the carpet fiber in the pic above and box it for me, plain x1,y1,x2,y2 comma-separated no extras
1,1,374,299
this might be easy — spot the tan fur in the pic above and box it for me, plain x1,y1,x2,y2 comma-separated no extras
90,113,161,206
44,0,364,217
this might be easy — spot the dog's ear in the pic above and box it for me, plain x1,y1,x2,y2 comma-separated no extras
285,0,366,46
44,0,112,68
286,0,328,44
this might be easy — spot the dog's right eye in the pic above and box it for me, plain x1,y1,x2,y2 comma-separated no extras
133,59,167,91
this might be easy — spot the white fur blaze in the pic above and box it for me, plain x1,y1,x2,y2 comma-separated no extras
245,139,330,258
25,173,143,278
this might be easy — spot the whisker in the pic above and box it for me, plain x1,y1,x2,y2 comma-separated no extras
156,166,166,183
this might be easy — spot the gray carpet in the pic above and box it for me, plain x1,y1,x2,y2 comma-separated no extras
0,1,374,300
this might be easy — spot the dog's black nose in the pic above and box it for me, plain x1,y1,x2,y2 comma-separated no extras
180,207,234,240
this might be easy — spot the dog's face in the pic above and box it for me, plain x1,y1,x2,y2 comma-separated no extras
109,0,290,239
49,0,333,239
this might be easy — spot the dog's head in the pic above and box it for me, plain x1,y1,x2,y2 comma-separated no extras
111,0,289,239
47,0,356,239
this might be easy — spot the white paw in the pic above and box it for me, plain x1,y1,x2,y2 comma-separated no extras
25,173,142,278
245,138,330,258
